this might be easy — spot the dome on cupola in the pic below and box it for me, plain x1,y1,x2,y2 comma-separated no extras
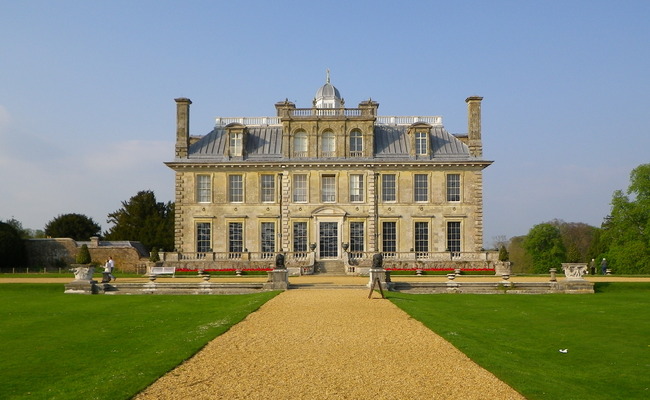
314,69,343,108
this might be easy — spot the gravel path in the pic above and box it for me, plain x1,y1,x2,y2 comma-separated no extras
134,289,525,399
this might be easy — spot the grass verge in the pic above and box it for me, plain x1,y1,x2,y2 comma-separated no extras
388,282,650,400
0,284,279,400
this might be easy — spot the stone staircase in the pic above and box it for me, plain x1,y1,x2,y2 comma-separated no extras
315,260,347,275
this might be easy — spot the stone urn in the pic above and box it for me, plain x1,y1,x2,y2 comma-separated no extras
70,264,95,281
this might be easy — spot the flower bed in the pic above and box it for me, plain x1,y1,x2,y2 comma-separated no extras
175,268,273,276
385,268,493,275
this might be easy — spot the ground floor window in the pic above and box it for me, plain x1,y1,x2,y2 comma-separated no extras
447,221,461,253
382,221,397,256
196,222,211,253
293,222,308,253
319,222,338,258
260,222,275,258
415,222,429,258
349,221,364,253
229,222,243,257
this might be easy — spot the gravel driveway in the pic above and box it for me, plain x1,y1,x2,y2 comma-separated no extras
134,289,525,399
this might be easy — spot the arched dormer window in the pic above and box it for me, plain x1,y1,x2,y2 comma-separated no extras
225,123,246,158
349,130,363,157
322,131,335,157
293,130,308,157
408,122,432,157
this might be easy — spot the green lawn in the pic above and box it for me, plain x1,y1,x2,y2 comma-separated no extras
388,282,650,400
0,284,278,400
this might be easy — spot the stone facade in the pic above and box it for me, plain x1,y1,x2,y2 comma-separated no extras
165,78,495,272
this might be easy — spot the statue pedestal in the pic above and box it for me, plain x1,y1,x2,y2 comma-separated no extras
368,268,391,290
264,269,288,290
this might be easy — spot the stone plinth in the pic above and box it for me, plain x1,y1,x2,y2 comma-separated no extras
264,269,289,290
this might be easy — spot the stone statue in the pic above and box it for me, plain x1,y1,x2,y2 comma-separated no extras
372,252,384,269
275,252,286,269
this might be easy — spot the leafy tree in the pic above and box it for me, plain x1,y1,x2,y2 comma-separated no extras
523,223,566,273
601,163,650,274
548,219,601,263
0,222,27,270
104,190,174,252
44,213,101,241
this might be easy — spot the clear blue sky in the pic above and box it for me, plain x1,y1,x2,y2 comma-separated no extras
1,1,649,246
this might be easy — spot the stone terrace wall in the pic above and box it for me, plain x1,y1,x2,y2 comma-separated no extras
25,238,149,273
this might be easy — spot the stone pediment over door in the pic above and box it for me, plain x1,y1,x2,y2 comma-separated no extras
312,206,347,217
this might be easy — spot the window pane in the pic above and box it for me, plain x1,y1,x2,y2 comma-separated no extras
230,133,242,156
229,175,243,202
293,174,307,202
350,221,364,252
382,221,396,255
228,222,243,253
415,222,429,257
382,174,396,202
321,175,336,203
414,174,428,202
196,222,211,253
349,174,364,202
196,175,211,203
350,131,363,156
319,222,338,258
260,222,275,258
447,221,461,253
293,222,308,252
260,175,275,202
416,131,428,155
322,132,335,156
447,174,461,202
294,132,307,157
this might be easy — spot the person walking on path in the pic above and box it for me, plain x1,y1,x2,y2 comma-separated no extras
105,256,116,282
601,258,608,275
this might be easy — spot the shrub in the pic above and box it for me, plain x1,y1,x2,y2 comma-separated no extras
75,244,91,264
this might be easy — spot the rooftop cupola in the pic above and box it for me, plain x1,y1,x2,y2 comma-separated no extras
314,69,343,108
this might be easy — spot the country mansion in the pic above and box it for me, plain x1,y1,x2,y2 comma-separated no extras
162,76,496,274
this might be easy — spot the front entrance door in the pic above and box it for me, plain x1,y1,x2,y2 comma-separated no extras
319,222,338,258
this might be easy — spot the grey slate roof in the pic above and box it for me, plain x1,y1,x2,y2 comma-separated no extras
187,124,474,162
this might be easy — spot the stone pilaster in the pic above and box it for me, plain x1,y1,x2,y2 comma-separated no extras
473,170,484,251
281,171,291,251
367,172,377,251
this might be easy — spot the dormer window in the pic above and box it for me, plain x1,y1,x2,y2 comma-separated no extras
408,123,432,157
230,132,242,156
415,131,428,155
225,123,246,158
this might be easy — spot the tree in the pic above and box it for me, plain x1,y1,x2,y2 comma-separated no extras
44,214,101,241
498,245,509,261
507,235,534,273
523,223,566,274
104,190,174,252
0,222,27,270
601,164,650,274
548,219,601,263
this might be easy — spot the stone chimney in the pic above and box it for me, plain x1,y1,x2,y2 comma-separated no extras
175,98,192,158
465,96,483,157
